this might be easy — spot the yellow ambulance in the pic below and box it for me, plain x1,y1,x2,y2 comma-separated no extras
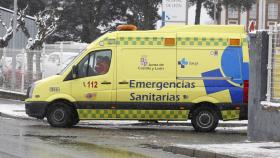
25,25,249,132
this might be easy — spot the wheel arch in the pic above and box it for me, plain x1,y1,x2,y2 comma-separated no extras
188,102,222,120
46,93,76,103
45,98,79,122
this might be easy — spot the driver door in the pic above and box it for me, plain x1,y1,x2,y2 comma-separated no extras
71,49,114,107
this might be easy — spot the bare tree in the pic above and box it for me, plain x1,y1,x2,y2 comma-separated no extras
19,9,58,85
0,18,13,48
0,6,28,59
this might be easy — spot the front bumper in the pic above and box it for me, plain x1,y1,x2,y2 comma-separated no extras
25,102,48,119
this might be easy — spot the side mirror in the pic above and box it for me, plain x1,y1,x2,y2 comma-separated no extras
72,65,78,79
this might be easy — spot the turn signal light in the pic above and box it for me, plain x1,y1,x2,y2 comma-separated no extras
165,38,176,46
229,39,241,46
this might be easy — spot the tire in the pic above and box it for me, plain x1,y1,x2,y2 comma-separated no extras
73,114,80,126
191,106,219,132
46,102,75,128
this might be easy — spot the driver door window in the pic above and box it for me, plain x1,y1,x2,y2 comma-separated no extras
77,50,112,78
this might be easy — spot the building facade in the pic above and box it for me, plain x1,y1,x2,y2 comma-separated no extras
220,0,280,30
0,6,37,49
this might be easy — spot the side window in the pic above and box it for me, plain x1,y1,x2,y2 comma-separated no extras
76,50,112,78
88,50,112,76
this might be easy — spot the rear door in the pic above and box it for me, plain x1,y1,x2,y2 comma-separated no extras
176,33,243,103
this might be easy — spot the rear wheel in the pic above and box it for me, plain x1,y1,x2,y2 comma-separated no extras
191,106,219,132
46,102,75,128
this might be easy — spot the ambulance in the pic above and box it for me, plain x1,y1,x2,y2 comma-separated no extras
25,25,249,132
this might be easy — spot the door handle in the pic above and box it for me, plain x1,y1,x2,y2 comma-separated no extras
118,81,129,84
101,81,111,85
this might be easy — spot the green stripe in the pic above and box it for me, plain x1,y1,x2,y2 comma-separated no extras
78,109,189,120
221,110,240,120
101,37,247,47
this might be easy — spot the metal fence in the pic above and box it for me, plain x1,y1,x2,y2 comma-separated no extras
0,42,87,93
266,25,280,103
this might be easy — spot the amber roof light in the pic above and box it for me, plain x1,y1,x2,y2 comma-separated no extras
117,25,137,31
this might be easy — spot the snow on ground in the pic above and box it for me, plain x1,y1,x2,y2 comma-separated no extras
0,89,25,95
261,101,280,109
0,103,27,118
176,142,280,158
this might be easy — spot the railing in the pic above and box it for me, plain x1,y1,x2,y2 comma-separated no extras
0,42,87,93
262,25,280,109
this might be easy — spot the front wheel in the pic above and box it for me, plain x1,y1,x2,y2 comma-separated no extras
191,106,219,132
46,102,75,128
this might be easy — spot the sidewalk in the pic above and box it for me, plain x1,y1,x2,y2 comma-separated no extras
0,99,28,119
164,142,280,158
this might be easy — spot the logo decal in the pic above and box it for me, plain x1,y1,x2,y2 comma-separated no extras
178,58,188,68
85,93,97,100
210,50,219,56
140,55,148,66
138,55,165,71
49,87,60,92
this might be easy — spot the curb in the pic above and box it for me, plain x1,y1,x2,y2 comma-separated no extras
133,122,247,127
163,146,237,158
0,111,36,121
0,90,27,101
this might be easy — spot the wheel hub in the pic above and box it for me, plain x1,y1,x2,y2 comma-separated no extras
197,112,213,128
53,109,65,122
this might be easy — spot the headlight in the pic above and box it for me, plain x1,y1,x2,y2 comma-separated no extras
28,83,36,98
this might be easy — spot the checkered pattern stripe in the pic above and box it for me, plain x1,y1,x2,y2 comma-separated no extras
78,109,189,120
177,37,228,46
221,110,240,121
242,38,248,44
115,37,164,46
102,38,116,45
102,37,246,47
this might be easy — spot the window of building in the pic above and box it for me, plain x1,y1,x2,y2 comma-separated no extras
268,3,278,20
228,6,238,19
228,20,238,25
249,4,257,19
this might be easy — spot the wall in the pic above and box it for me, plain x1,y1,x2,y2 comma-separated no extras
248,31,280,141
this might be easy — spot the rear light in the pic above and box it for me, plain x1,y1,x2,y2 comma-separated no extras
243,80,249,103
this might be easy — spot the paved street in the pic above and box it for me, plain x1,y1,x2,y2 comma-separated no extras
0,99,248,158
0,117,187,158
0,113,247,158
